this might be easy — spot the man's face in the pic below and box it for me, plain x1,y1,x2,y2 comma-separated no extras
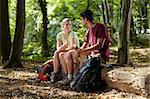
81,17,87,27
62,21,71,33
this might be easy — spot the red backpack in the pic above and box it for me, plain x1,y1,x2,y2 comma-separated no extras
36,59,53,81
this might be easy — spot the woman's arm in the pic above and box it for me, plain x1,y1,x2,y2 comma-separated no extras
64,37,77,51
57,38,68,52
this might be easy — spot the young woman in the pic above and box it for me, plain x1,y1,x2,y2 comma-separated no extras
51,18,79,83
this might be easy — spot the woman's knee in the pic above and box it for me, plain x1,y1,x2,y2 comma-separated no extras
54,50,60,57
67,51,72,58
59,52,64,59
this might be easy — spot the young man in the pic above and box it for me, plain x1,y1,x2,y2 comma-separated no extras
59,10,110,85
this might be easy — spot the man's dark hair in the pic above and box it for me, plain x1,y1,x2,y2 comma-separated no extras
80,10,94,22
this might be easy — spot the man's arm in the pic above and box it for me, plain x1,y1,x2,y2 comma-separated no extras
79,38,106,55
81,41,89,49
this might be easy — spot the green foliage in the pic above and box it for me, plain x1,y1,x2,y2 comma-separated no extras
136,34,150,47
22,42,42,57
8,0,149,61
8,0,16,40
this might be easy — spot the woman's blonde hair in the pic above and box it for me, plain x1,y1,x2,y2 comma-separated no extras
61,18,72,30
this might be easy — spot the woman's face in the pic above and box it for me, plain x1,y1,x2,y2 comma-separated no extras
62,21,71,33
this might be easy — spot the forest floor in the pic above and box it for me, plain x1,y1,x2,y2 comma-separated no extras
0,47,149,99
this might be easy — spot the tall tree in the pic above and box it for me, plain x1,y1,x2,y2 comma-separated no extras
38,0,49,57
138,0,142,34
86,0,90,10
0,0,11,63
5,0,25,68
0,0,2,58
130,16,137,44
104,0,110,25
101,0,107,25
143,0,148,33
118,0,132,64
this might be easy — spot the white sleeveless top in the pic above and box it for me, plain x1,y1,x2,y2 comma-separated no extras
56,31,80,47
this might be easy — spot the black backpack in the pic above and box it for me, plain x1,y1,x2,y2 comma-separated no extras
70,57,105,92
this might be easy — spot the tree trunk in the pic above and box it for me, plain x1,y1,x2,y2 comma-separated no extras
143,0,148,33
0,0,11,63
117,0,122,29
138,0,142,34
130,16,137,44
38,0,49,57
5,0,25,68
109,0,113,22
101,0,106,25
147,0,150,30
120,0,122,18
86,0,90,10
0,0,1,59
104,0,110,25
118,0,132,64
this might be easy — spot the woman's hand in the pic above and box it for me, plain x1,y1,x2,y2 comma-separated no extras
58,41,68,52
64,41,68,47
72,44,78,49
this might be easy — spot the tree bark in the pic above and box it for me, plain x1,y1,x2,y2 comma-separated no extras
38,0,49,57
104,0,110,25
116,0,122,28
0,0,1,59
130,16,137,44
101,0,106,25
147,0,150,29
5,0,25,68
120,0,122,18
138,0,142,34
109,0,113,21
143,0,148,33
86,0,90,10
118,0,132,64
0,0,11,63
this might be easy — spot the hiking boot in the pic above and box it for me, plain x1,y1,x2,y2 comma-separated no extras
58,77,72,85
50,72,59,83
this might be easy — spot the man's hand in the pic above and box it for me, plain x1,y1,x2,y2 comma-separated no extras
77,48,84,55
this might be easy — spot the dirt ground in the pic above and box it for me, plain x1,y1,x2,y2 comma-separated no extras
0,48,149,99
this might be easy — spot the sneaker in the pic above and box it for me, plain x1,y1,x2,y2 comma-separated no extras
50,72,59,83
73,71,79,78
58,77,72,85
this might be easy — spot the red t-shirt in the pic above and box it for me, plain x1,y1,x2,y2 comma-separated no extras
84,23,110,61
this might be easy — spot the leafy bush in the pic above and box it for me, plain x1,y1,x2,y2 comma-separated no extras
137,34,150,47
22,42,43,59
